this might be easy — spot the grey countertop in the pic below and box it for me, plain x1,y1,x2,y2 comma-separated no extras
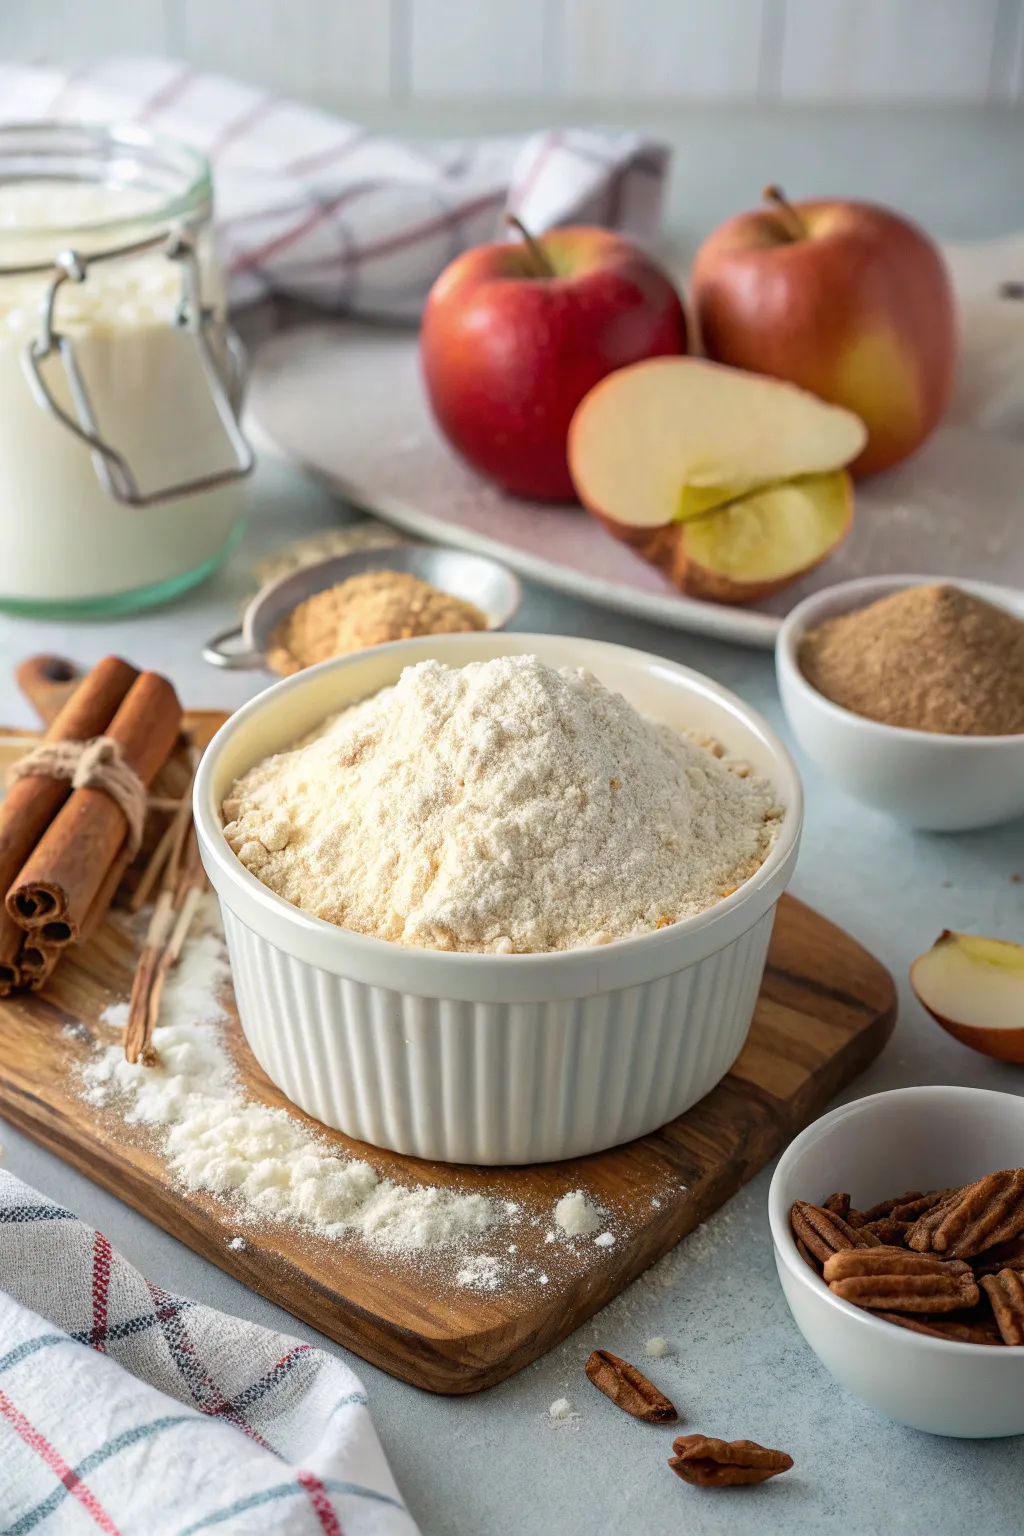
1,443,1022,1536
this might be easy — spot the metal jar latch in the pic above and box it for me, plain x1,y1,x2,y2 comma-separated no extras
16,229,254,506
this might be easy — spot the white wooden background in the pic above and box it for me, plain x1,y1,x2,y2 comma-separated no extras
2,0,1023,107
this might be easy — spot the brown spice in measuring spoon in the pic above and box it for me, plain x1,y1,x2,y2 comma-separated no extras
267,569,487,675
798,584,1024,735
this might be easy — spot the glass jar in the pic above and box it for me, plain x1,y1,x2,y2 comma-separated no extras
0,123,252,616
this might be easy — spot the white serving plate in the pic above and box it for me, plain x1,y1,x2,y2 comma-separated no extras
194,632,802,1164
248,321,1024,651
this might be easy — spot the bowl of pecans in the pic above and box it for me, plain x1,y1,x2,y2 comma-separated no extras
768,1085,1024,1437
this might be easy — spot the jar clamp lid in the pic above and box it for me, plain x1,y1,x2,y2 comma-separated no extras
5,228,254,507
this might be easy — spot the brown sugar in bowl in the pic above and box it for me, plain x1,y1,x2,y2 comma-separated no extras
776,575,1024,830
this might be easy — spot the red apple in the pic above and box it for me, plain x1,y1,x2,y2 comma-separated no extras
691,188,956,477
420,222,687,501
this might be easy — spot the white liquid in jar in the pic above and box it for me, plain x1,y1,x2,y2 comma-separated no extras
0,180,244,608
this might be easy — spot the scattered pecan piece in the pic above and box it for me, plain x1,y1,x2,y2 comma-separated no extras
789,1201,875,1264
823,1192,851,1219
980,1270,1024,1346
877,1310,1003,1346
585,1350,677,1423
824,1247,979,1313
908,1170,1024,1258
669,1435,793,1488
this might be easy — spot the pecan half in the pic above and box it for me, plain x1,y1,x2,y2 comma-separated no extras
863,1189,952,1223
823,1191,851,1219
877,1310,1003,1346
585,1350,677,1423
972,1237,1024,1276
908,1170,1024,1258
858,1217,910,1247
669,1435,793,1488
823,1247,979,1313
795,1238,823,1275
790,1201,875,1264
980,1269,1024,1346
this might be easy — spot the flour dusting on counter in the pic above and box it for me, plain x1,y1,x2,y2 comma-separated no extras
83,898,502,1256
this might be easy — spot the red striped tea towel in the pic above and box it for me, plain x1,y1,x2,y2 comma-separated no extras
0,1170,419,1535
0,59,669,318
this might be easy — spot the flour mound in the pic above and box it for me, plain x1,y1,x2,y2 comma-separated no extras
554,1190,604,1238
223,655,781,954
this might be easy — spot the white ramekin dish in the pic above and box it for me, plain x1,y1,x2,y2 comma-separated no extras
195,632,802,1165
769,1085,1024,1438
776,574,1024,832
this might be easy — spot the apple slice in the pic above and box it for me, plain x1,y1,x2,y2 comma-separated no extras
568,356,866,529
601,471,851,605
911,932,1024,1064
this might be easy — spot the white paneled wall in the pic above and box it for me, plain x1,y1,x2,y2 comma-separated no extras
560,0,768,100
408,0,553,97
176,0,393,97
778,0,1005,102
1,0,1022,104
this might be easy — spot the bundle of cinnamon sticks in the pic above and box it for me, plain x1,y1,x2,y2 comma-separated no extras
0,655,184,997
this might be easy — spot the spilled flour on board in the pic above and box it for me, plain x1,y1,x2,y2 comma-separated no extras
81,897,504,1259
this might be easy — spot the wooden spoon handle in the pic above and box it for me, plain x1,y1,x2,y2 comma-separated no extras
15,655,85,728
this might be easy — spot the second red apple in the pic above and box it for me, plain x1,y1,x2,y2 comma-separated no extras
692,189,956,477
421,223,687,501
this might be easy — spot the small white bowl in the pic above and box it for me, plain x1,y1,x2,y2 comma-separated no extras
768,1086,1024,1438
776,574,1024,831
195,632,802,1165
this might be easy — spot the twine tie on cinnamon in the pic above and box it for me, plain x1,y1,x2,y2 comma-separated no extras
7,737,148,858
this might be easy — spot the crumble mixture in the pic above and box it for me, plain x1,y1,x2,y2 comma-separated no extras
223,655,782,954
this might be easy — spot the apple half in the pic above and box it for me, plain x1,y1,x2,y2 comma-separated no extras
602,472,852,604
568,356,866,528
910,932,1024,1064
567,356,865,604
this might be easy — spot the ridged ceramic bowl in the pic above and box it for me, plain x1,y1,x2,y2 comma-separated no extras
194,633,802,1164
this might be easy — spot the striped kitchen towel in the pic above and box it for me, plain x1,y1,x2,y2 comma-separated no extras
0,59,669,318
0,1170,419,1536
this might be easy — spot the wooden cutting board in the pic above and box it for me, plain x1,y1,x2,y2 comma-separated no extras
0,891,896,1395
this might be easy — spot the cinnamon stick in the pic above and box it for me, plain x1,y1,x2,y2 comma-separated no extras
137,885,205,1062
124,891,175,1065
77,846,135,947
0,656,139,970
18,939,62,992
129,756,197,914
7,671,182,944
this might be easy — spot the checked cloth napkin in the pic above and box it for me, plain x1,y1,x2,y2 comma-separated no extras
0,58,669,318
0,1170,420,1536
